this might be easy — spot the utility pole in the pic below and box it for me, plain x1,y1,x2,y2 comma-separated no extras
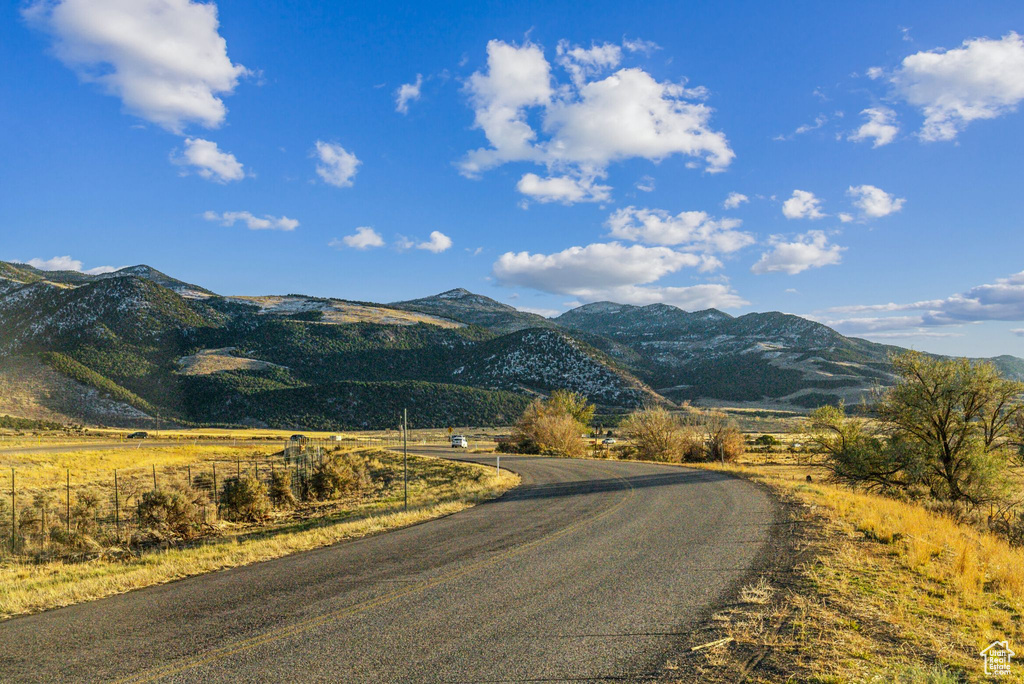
403,408,408,512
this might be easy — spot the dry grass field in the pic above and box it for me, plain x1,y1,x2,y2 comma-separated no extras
660,453,1024,682
0,443,518,620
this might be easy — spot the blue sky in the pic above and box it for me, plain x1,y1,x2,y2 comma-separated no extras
1,1,1023,357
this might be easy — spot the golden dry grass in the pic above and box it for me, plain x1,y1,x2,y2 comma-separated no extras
685,456,1024,682
0,444,282,493
0,453,518,619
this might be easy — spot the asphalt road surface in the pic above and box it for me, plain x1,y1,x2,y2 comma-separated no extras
0,450,781,683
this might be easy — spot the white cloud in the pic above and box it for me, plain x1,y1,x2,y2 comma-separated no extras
838,212,854,223
460,40,733,192
175,138,244,182
25,255,84,271
395,74,422,114
1011,328,1024,337
329,227,384,250
622,37,661,55
606,206,754,253
781,189,825,219
847,184,905,218
556,40,622,87
635,175,655,192
722,192,748,209
819,270,1024,333
751,231,844,275
919,271,1024,325
876,32,1024,141
494,242,703,294
598,284,748,310
493,241,746,309
417,231,453,253
203,210,298,231
516,305,562,317
20,255,118,274
848,107,899,147
516,172,611,204
773,115,828,141
24,0,248,133
314,141,360,188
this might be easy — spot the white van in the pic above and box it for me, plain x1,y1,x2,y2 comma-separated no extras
451,435,469,448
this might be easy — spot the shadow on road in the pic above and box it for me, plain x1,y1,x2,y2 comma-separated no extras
504,468,735,502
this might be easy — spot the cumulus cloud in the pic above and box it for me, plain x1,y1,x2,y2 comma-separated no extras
819,270,1024,333
751,231,844,275
417,231,453,253
314,141,360,188
848,107,899,147
494,242,702,293
781,190,825,219
20,255,118,274
874,32,1024,141
395,74,422,114
329,226,384,250
493,241,746,309
203,210,298,231
516,172,611,204
556,40,622,87
460,40,733,200
1012,328,1024,337
722,192,748,209
173,138,244,182
24,0,248,133
606,206,754,253
847,184,905,218
838,213,854,223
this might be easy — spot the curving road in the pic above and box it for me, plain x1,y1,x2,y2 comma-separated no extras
0,451,780,683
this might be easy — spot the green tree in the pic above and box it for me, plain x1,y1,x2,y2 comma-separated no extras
810,354,1023,509
808,403,919,493
548,390,595,428
877,352,1022,507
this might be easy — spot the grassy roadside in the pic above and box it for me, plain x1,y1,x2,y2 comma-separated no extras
0,453,518,620
665,459,1024,683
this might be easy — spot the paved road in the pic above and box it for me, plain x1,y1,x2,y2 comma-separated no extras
0,451,780,683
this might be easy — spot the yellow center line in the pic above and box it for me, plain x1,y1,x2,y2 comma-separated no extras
115,463,636,683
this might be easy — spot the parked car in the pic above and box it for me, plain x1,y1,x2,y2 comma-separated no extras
451,435,469,448
601,438,617,445
289,434,306,443
127,431,149,439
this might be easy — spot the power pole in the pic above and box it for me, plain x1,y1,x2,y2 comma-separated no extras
403,408,408,512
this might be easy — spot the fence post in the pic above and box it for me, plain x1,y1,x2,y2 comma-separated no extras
66,469,71,536
212,463,218,506
236,460,240,478
152,464,157,490
403,408,408,512
10,468,15,553
113,469,120,543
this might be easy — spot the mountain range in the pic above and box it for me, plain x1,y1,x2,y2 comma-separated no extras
0,260,1020,429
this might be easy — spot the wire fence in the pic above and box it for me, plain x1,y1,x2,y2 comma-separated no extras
0,438,388,560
